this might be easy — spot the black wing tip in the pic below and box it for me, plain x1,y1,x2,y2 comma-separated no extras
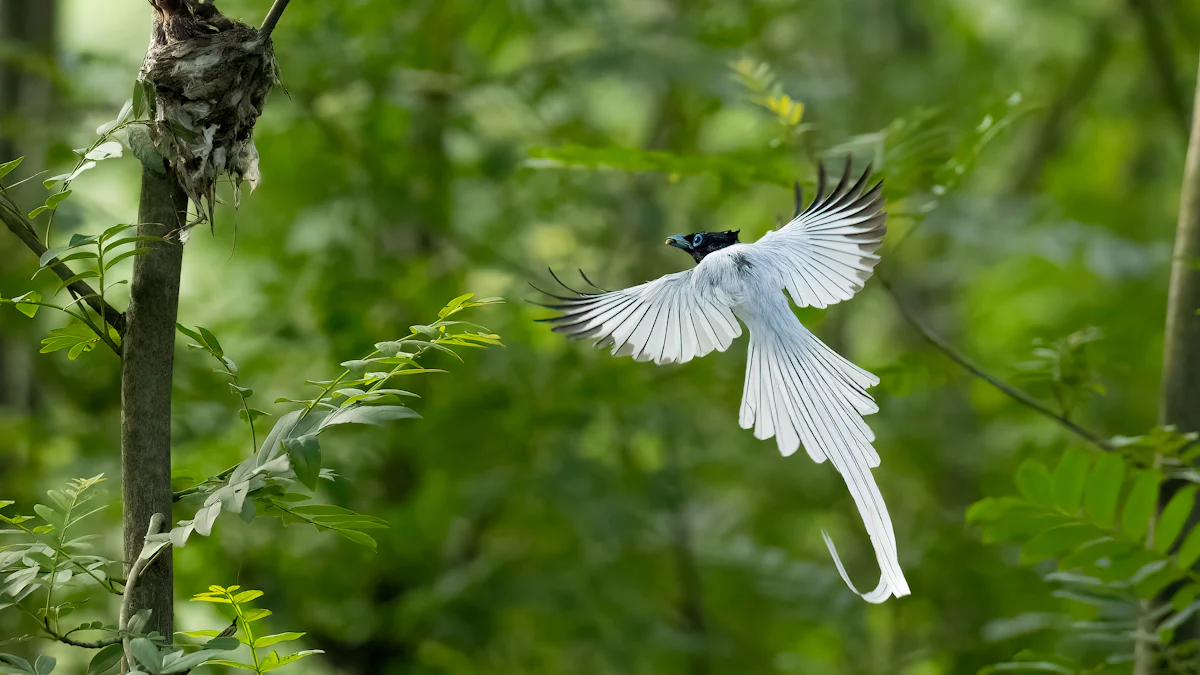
798,155,884,216
578,268,609,293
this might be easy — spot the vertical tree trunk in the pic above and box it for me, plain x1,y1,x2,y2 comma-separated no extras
1160,60,1200,431
0,0,55,413
1139,50,1200,675
121,167,187,642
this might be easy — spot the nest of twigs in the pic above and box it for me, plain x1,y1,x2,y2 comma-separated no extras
141,0,280,228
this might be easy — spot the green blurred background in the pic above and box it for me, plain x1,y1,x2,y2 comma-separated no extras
0,0,1195,672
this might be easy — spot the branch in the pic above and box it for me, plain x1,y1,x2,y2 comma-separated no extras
877,275,1115,452
120,513,167,667
259,0,290,38
0,192,127,338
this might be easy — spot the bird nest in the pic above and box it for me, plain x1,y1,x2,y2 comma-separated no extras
140,0,280,228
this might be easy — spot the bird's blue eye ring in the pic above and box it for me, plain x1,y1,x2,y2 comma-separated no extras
692,234,703,247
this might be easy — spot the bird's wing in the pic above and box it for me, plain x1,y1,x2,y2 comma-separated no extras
535,269,741,365
738,303,909,603
748,159,886,309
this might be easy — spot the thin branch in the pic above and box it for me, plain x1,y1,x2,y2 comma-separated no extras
877,275,1115,452
11,601,123,648
259,0,290,38
0,192,127,338
120,513,167,667
172,463,238,501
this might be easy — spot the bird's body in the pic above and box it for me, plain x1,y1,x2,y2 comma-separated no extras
537,160,910,602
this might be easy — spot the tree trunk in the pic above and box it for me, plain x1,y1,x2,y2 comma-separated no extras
0,0,55,413
121,167,187,643
1138,50,1200,675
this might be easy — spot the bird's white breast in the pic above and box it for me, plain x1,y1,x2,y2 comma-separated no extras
690,245,747,303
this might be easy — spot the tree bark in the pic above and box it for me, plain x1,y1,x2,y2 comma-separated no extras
121,167,187,644
1138,50,1200,675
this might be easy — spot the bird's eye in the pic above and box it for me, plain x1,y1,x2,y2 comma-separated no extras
692,234,704,247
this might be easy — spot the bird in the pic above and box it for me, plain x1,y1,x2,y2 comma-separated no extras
533,158,909,603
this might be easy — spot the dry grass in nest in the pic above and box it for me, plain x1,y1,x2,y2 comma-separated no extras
141,0,280,230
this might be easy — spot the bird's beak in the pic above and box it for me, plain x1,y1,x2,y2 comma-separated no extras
665,234,692,250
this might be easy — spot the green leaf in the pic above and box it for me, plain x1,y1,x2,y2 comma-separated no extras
231,589,263,604
283,434,321,490
1155,485,1197,553
27,205,48,219
1015,459,1055,508
32,503,63,529
203,661,257,671
264,650,323,670
1020,523,1104,564
0,157,23,181
1083,452,1124,529
438,293,475,318
176,325,203,343
84,142,123,161
1123,470,1161,541
336,529,377,551
86,644,123,675
1058,537,1138,570
53,270,100,295
99,223,136,242
102,248,151,271
40,324,100,358
12,291,41,318
204,637,240,651
197,327,223,357
0,654,34,675
253,632,305,648
32,656,53,675
45,190,72,211
1135,562,1185,598
102,236,162,254
1051,449,1090,512
130,638,162,674
320,405,420,428
240,409,270,423
241,608,272,622
133,79,148,119
1177,526,1200,568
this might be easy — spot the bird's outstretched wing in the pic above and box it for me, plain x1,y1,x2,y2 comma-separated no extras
534,269,741,365
749,158,886,309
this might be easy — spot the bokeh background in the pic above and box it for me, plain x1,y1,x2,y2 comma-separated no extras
0,0,1196,673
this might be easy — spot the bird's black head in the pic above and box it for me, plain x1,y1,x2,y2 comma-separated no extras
665,230,740,264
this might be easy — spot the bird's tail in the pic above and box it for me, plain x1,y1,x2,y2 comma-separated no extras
738,318,910,603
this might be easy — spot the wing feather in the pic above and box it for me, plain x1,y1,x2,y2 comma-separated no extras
538,270,740,365
749,161,887,308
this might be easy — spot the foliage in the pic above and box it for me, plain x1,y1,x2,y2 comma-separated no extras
183,585,321,674
969,430,1200,670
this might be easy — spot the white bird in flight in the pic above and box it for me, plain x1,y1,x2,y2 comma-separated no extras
535,158,909,603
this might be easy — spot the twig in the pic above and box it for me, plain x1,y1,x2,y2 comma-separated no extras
259,0,290,38
119,513,167,667
172,463,239,501
0,192,127,339
877,274,1115,452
